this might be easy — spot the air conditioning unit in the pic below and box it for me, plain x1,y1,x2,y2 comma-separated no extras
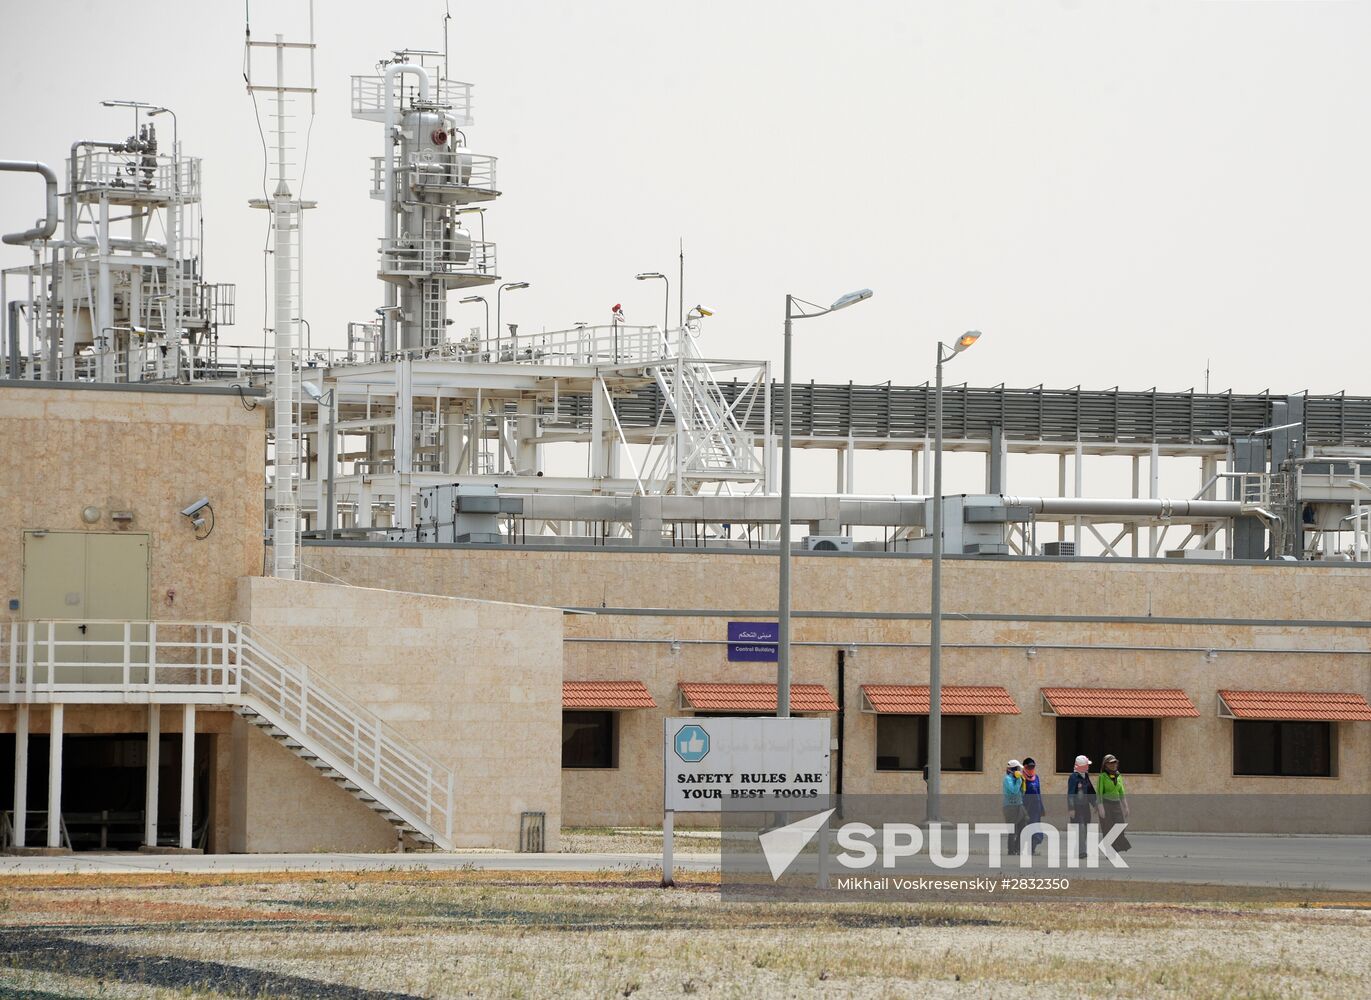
1041,541,1076,557
804,535,854,552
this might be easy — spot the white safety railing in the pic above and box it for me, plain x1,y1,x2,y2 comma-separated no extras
371,151,498,199
351,75,474,126
1,620,455,848
71,151,201,202
380,236,497,280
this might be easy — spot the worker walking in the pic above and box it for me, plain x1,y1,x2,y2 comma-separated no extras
1001,759,1026,855
1096,753,1132,852
1066,754,1095,859
1021,757,1046,853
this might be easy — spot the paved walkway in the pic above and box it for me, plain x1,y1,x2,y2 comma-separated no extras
2,834,1367,891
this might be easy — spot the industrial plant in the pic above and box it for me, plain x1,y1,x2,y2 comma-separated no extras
1,9,1367,858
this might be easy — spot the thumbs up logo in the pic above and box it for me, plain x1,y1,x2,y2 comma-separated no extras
674,724,710,763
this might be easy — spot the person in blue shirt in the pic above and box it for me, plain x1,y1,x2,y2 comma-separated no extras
1021,757,1046,853
1001,759,1026,854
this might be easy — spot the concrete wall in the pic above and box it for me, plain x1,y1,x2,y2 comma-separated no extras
306,544,1371,829
0,383,264,623
232,577,564,850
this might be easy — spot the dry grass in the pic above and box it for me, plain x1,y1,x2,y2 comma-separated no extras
0,868,1367,998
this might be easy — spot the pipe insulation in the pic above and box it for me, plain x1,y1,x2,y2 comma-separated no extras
0,161,58,245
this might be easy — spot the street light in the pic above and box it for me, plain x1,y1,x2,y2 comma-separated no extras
928,329,982,821
495,281,529,360
302,380,337,540
459,295,489,350
636,272,670,343
778,289,873,718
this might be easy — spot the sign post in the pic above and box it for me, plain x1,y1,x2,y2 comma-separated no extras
662,716,831,887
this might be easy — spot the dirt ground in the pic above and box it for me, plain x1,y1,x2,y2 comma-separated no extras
1,867,1368,999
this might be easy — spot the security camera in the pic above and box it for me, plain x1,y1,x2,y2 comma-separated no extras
181,497,211,518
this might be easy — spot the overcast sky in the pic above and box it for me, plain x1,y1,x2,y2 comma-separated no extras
3,1,1369,501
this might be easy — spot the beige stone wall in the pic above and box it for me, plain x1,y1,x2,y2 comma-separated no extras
229,719,396,853
307,544,1371,829
0,384,264,623
232,577,564,850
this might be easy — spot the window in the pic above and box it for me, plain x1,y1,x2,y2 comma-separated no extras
1054,718,1157,774
1233,721,1333,777
875,715,980,772
561,711,617,769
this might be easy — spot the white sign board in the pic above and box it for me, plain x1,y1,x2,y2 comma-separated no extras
663,717,831,813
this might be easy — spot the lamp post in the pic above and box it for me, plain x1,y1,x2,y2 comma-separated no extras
459,294,488,352
495,281,529,360
928,330,981,820
636,272,670,345
778,289,873,717
302,380,336,540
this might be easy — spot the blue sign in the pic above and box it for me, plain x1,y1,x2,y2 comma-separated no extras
673,724,710,762
728,621,779,662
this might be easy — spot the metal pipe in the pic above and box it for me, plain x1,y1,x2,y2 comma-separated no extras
928,344,945,821
778,297,794,718
1003,496,1244,517
0,161,58,245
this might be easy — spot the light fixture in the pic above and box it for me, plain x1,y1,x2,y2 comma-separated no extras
80,506,101,524
1205,649,1219,663
636,272,665,281
846,644,858,657
691,305,714,317
669,639,682,654
1025,646,1038,660
952,329,982,354
829,288,874,312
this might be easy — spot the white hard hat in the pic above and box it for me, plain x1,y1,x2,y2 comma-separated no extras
1007,759,1022,769
1075,755,1091,767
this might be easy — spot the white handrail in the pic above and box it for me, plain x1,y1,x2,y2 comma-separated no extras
0,619,455,849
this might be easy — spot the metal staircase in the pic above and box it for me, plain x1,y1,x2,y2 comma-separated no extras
2,620,456,851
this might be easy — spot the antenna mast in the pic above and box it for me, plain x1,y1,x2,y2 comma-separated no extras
246,4,318,581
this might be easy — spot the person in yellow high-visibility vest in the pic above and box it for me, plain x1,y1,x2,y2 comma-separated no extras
1096,753,1133,852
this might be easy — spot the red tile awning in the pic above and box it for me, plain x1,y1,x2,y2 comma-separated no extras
860,684,1020,715
1041,687,1199,718
1218,690,1371,722
563,680,657,710
679,682,838,713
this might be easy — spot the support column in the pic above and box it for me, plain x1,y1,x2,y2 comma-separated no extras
844,440,855,494
1073,442,1084,551
987,425,1006,495
835,448,845,494
1130,455,1141,557
910,448,920,494
47,704,63,849
144,704,160,848
1057,454,1068,542
1200,454,1219,550
12,705,28,849
179,703,195,850
1148,444,1160,557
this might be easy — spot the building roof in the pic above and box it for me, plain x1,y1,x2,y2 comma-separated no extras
678,682,838,713
860,684,1019,715
563,680,657,710
1218,690,1371,722
1041,687,1199,718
